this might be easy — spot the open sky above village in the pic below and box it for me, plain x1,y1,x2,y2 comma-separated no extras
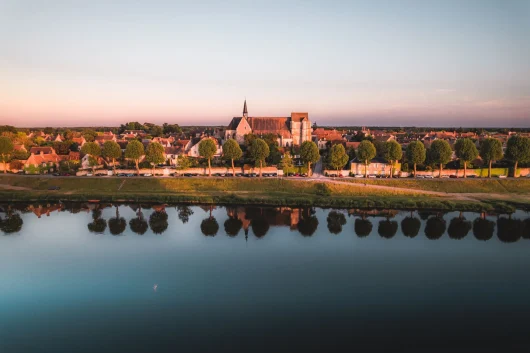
1,0,529,127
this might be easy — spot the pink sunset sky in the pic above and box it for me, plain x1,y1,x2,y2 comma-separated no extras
1,0,529,127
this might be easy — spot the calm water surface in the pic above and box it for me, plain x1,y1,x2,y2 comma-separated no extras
1,203,530,352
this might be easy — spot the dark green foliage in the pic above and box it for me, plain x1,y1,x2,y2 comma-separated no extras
354,218,372,237
149,211,168,234
378,219,398,238
425,216,446,240
201,217,219,236
497,217,524,243
224,216,242,237
401,216,421,238
251,218,270,238
447,216,472,239
326,210,346,234
473,217,495,241
0,213,23,234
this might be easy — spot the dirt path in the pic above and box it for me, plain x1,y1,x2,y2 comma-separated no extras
0,184,32,191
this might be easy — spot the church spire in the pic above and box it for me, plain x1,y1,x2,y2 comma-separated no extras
243,99,248,119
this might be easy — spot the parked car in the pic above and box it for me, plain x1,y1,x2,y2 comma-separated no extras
449,175,457,178
143,173,152,177
126,173,135,177
235,173,243,177
498,175,507,178
52,173,60,176
424,175,434,179
368,174,376,178
48,186,60,190
301,173,308,177
467,174,477,178
354,174,364,178
86,173,93,177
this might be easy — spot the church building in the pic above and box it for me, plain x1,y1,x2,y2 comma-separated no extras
225,100,312,147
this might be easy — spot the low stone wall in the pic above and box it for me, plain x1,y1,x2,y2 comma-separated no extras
76,166,281,176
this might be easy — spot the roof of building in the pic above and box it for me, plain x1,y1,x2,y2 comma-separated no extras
29,147,56,155
246,117,292,138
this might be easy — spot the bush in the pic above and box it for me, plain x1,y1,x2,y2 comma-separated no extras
315,183,331,197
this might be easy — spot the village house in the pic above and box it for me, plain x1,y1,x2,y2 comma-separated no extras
225,100,312,147
25,148,62,169
72,136,86,147
187,137,222,158
350,157,401,176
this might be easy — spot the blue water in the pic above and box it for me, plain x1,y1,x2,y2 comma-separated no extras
1,204,529,352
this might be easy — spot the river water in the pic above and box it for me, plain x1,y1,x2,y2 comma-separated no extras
1,203,529,352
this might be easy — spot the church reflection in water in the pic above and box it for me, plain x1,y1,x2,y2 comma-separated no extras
1,202,529,242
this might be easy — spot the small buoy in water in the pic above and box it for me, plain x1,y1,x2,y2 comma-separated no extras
153,284,158,292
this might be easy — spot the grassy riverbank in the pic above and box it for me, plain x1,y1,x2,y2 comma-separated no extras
342,178,530,193
0,175,526,212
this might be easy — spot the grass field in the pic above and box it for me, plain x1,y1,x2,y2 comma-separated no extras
342,178,530,194
0,175,526,212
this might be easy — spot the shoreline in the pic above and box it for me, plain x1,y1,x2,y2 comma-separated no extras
1,176,528,213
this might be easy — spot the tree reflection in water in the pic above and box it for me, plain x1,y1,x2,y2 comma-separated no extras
497,217,524,243
523,219,530,240
473,215,495,241
129,207,149,235
297,208,319,236
0,211,23,235
224,216,242,237
251,218,270,238
378,219,398,239
177,206,194,224
401,214,421,238
448,214,472,240
3,203,530,242
355,217,372,237
149,210,169,235
424,216,446,240
87,208,107,234
108,206,127,236
326,211,346,235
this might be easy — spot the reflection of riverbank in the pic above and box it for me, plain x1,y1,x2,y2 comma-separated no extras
1,203,529,242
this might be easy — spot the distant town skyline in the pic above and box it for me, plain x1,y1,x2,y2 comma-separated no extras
1,0,529,127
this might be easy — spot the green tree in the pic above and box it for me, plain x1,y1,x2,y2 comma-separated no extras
0,212,23,234
198,139,217,176
81,142,101,173
176,155,192,171
428,140,452,177
222,139,243,176
356,140,376,177
129,209,148,235
505,135,530,177
299,141,320,176
406,141,426,177
454,138,478,178
162,123,182,134
479,138,503,178
425,216,446,240
145,142,165,175
383,140,402,178
328,144,349,175
125,140,145,175
102,141,122,174
249,138,270,177
280,153,293,171
0,136,14,173
148,125,163,137
82,129,98,142
447,215,472,240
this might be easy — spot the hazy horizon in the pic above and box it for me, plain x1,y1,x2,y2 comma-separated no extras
1,0,529,127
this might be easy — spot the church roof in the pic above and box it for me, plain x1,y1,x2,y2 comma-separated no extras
247,117,292,138
227,117,242,130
